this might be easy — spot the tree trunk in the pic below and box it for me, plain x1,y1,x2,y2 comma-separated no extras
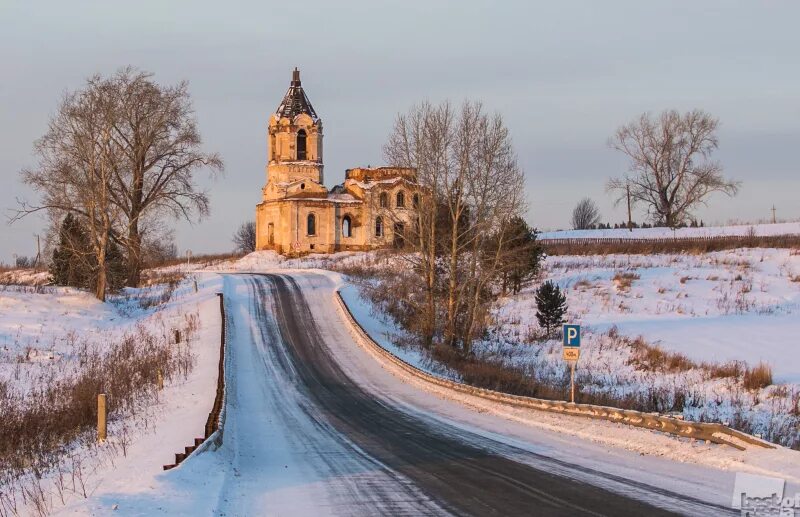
126,220,142,287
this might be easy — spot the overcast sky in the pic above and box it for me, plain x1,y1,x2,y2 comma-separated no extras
2,1,799,260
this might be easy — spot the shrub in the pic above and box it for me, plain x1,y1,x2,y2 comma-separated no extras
612,271,640,290
743,363,773,390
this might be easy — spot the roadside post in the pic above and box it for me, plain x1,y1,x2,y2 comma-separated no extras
562,324,581,403
97,393,107,442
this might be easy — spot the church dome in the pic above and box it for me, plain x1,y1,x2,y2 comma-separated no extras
275,68,318,122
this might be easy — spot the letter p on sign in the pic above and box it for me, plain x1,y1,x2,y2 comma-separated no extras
563,324,581,347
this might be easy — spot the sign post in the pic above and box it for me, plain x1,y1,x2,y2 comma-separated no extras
562,324,581,404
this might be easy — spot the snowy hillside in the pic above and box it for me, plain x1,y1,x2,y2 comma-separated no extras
539,221,800,240
498,248,800,382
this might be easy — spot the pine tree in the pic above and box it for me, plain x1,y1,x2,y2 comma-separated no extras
50,213,92,287
535,280,567,337
502,216,545,295
50,213,128,291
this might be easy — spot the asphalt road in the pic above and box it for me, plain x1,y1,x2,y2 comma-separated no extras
235,273,730,516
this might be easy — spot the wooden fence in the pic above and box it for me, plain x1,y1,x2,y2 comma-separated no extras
540,234,800,255
163,292,227,470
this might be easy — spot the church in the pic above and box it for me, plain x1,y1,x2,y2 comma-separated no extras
255,69,420,255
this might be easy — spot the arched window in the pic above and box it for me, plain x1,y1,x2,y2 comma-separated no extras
375,216,383,237
396,191,405,208
342,215,352,238
297,129,307,160
412,193,420,209
379,192,388,208
307,213,316,236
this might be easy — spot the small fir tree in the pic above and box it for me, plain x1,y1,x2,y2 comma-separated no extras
535,280,567,337
50,213,92,287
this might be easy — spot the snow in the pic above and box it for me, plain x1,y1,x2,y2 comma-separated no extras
4,247,800,513
0,275,224,515
502,248,800,383
540,221,800,240
315,272,800,507
338,283,434,376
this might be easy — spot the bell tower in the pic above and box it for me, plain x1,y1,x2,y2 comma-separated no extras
265,68,324,188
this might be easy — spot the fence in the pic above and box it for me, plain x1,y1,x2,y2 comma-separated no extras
335,291,774,451
163,292,227,470
540,234,800,255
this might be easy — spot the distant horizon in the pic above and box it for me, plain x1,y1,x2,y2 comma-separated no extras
3,1,799,260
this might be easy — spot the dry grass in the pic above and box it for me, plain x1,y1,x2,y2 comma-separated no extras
573,279,593,290
145,252,244,270
626,337,696,373
743,362,773,390
707,361,745,379
0,318,198,514
612,271,640,290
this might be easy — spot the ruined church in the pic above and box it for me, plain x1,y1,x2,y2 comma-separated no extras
255,69,419,254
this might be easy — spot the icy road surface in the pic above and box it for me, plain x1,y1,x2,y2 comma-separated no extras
210,273,729,516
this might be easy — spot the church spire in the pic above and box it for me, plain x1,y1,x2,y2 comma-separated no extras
276,67,318,121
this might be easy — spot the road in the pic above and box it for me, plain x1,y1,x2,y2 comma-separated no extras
215,273,731,516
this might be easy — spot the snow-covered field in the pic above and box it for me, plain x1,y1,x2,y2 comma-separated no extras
539,221,800,240
500,248,800,382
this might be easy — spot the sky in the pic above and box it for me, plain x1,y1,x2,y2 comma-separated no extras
1,1,799,260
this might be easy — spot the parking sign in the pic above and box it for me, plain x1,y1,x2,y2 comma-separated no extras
563,324,581,347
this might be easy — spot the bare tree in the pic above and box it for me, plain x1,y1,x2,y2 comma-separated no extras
17,80,123,300
103,67,223,286
384,101,449,347
384,100,526,353
571,197,601,230
233,221,256,254
607,109,739,227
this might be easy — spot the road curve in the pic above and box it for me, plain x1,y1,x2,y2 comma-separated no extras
218,273,729,516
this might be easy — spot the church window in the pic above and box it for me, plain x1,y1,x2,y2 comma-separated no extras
396,191,405,208
342,215,352,238
379,192,388,208
375,216,383,237
307,213,316,236
412,193,420,209
297,129,307,160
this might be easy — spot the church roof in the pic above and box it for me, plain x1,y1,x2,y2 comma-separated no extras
275,68,318,122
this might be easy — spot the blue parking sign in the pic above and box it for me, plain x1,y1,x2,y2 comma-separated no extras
563,324,581,347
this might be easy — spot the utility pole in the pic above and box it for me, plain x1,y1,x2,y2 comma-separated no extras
626,183,633,232
771,205,777,224
35,234,41,270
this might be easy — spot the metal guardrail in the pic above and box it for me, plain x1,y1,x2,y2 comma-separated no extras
164,292,228,470
335,291,774,451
